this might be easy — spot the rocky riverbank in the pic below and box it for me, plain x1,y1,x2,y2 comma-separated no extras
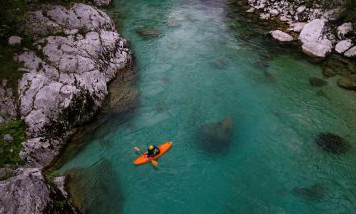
242,0,356,91
245,0,355,57
0,0,133,213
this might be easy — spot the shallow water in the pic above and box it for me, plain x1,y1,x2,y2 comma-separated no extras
59,0,356,213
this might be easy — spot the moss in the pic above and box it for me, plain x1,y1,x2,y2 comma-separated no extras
339,0,356,30
0,119,26,167
43,174,78,214
0,168,13,181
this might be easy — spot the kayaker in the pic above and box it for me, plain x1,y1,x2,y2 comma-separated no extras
147,145,160,157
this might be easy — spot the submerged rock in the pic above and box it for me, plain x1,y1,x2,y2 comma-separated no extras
309,77,327,87
66,159,124,213
314,133,350,154
293,184,325,200
167,20,182,28
337,75,356,91
137,28,159,38
211,58,229,70
316,90,331,100
197,117,234,154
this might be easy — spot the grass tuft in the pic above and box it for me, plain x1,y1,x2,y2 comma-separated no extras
0,120,26,167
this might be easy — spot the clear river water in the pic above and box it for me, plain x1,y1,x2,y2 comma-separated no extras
58,0,356,213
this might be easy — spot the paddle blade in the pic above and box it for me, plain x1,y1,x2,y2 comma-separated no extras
134,147,141,153
151,160,158,166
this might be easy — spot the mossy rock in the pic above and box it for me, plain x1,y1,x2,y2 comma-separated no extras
337,75,356,91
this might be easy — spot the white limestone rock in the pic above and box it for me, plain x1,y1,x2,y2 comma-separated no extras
20,137,63,166
246,7,255,13
270,30,294,42
337,22,353,39
296,6,306,14
335,40,353,54
344,46,356,58
299,19,332,58
291,22,306,33
0,168,51,214
25,3,115,38
8,36,22,46
15,3,132,166
260,13,270,20
269,9,279,16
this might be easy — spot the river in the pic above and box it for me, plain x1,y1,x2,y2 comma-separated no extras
58,0,356,213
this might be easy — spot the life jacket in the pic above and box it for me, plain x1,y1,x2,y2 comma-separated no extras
148,146,160,157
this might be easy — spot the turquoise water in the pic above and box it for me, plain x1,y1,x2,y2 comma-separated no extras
59,0,356,213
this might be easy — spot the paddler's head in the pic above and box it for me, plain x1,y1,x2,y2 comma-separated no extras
148,145,154,151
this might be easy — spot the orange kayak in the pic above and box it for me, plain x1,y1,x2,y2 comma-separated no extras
134,142,173,165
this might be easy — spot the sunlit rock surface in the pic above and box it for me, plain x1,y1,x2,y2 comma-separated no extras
16,3,132,167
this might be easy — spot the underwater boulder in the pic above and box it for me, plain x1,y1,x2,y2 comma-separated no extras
337,75,356,91
66,159,124,213
211,58,229,70
136,28,159,38
309,77,327,87
197,117,234,154
314,133,350,154
293,184,325,200
316,90,331,100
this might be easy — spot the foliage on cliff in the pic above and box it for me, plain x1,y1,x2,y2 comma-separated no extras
0,120,26,167
0,0,28,43
341,0,356,28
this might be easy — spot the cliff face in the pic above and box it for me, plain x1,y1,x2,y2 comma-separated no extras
0,2,133,213
16,3,132,167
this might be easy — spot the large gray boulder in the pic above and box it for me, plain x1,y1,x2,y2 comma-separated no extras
299,19,333,58
15,3,132,167
0,168,51,214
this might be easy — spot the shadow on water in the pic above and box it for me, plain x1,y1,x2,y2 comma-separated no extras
65,158,124,214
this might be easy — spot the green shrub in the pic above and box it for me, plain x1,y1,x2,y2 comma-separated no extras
0,120,26,167
341,0,356,25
